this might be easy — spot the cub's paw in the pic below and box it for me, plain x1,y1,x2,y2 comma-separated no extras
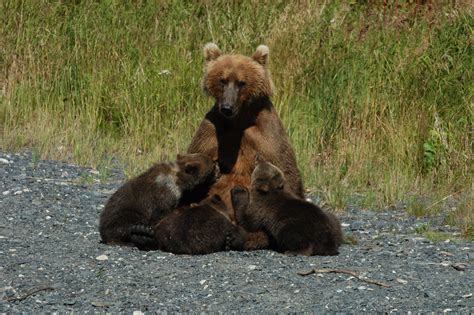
231,185,248,197
224,232,234,251
224,228,246,251
230,186,249,209
129,225,157,251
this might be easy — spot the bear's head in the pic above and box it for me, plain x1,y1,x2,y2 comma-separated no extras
202,43,274,119
176,153,220,191
250,159,286,194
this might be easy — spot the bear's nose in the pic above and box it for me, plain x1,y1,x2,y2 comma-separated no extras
220,104,234,117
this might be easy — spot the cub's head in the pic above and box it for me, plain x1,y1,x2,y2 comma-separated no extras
251,159,286,195
202,43,274,119
198,194,233,222
176,153,220,191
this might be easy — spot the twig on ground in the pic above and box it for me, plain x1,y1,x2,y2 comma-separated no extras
425,190,461,211
4,286,54,302
298,268,391,288
415,262,468,271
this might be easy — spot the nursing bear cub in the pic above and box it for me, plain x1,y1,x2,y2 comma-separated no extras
153,194,245,255
231,160,343,256
99,153,219,248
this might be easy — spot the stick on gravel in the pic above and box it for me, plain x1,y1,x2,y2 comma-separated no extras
4,286,55,302
298,268,391,288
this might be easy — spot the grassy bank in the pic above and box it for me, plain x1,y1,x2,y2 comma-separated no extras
1,1,472,237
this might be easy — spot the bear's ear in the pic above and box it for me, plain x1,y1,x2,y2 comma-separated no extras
184,162,199,175
203,43,221,62
252,45,270,67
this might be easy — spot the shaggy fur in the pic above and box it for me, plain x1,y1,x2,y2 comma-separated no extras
99,153,219,248
231,161,343,256
152,194,246,255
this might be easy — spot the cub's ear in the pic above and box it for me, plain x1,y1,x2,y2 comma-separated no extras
252,45,269,67
256,183,270,194
184,162,199,174
203,43,221,62
255,154,266,164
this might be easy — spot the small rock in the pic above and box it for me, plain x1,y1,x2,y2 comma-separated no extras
0,158,11,164
462,293,472,298
396,278,408,284
199,280,207,285
158,69,171,75
351,221,365,231
96,254,108,261
91,301,113,307
2,191,10,195
451,263,467,271
248,265,257,270
133,311,145,315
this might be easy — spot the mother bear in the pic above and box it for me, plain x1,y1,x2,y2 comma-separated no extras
187,43,304,222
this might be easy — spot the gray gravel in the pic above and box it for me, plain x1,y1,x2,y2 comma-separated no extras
1,151,472,313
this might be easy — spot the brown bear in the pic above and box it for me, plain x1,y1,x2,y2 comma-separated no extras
187,43,304,221
99,153,219,248
231,160,343,256
149,194,246,255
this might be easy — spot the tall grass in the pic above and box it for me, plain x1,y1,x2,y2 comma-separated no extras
1,1,472,236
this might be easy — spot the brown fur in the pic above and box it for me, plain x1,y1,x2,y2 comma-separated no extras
153,194,245,255
99,153,219,247
187,43,304,216
231,161,343,256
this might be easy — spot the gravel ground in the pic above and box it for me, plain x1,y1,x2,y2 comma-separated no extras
1,151,472,313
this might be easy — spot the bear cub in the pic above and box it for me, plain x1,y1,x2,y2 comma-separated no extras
99,153,219,248
231,160,343,256
150,194,245,255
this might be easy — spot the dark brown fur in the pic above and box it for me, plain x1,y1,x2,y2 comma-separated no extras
187,43,304,218
99,153,218,247
153,194,245,255
231,161,343,256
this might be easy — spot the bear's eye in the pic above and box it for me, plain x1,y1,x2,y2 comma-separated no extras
237,80,246,88
219,79,228,86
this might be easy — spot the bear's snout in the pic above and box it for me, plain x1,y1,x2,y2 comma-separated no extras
219,82,239,118
220,103,234,117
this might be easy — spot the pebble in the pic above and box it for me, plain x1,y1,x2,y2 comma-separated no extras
96,255,108,261
0,158,11,164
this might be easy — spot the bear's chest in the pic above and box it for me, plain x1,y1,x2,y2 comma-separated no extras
218,126,274,175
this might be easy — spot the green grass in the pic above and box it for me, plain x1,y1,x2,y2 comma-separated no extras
1,1,472,237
